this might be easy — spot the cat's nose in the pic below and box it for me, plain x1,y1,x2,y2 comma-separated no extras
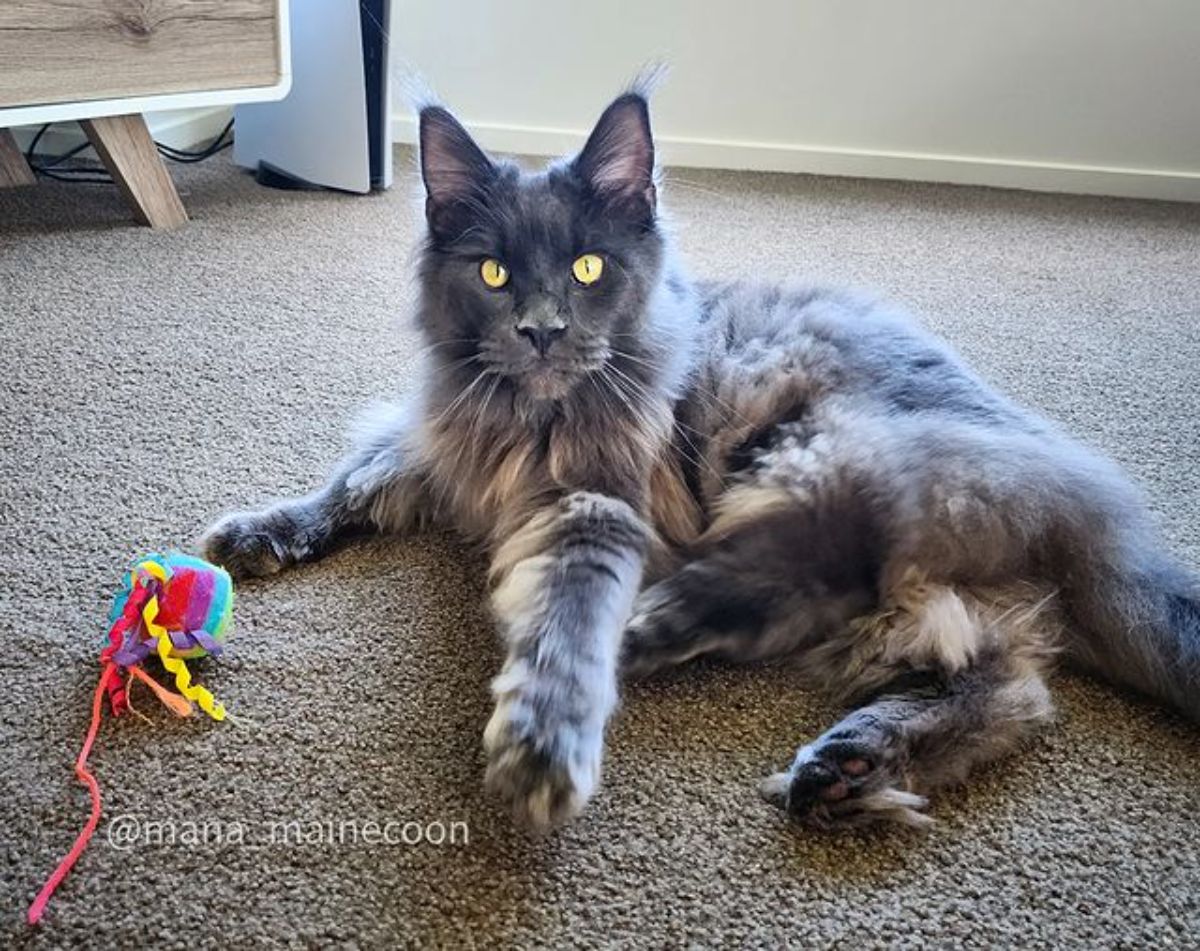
516,323,566,357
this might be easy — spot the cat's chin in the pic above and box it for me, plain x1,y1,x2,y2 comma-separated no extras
520,366,577,402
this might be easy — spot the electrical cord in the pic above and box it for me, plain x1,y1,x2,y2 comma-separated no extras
33,168,115,184
24,118,235,184
34,141,95,170
156,119,234,162
24,124,49,164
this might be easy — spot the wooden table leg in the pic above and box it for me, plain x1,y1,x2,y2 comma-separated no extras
81,113,188,229
0,128,36,188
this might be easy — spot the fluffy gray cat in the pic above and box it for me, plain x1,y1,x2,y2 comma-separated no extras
203,86,1199,831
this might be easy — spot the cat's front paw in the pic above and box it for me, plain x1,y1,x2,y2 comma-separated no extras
484,731,594,831
482,663,604,831
201,509,295,579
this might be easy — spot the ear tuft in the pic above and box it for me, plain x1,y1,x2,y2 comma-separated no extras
574,94,656,216
419,107,494,222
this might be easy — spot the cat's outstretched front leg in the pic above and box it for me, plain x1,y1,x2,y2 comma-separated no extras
202,402,433,578
484,492,647,829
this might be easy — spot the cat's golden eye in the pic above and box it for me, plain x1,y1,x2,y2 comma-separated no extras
480,258,509,289
572,253,604,286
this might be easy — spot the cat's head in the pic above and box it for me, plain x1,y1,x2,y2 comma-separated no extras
415,92,666,402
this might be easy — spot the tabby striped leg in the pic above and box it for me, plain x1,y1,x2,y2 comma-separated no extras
484,492,648,829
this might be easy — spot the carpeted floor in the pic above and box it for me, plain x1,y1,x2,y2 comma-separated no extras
2,149,1199,948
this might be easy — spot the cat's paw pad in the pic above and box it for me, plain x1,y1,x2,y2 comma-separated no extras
788,750,874,808
764,740,932,829
200,511,293,579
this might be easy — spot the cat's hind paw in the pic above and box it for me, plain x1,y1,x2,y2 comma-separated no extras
762,739,933,829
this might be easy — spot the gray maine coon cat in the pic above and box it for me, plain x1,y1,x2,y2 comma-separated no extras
203,86,1200,830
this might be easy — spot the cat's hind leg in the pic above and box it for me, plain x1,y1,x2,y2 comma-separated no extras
202,402,432,579
622,483,878,678
762,587,1059,828
622,559,771,677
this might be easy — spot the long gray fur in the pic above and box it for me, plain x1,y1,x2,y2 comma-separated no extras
203,85,1199,830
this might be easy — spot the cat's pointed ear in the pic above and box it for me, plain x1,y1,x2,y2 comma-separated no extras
574,93,656,218
419,106,495,231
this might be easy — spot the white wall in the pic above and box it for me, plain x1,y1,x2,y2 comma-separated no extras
393,0,1200,201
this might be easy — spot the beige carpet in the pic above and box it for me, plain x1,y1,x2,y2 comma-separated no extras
2,150,1199,948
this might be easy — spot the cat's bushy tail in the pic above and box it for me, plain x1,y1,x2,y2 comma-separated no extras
1063,542,1200,722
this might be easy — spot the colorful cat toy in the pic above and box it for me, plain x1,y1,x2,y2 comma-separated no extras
28,552,235,925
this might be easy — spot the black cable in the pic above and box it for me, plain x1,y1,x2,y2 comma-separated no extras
36,141,94,170
158,139,233,164
30,159,113,184
25,118,235,184
23,123,110,182
24,124,49,164
157,119,234,162
161,136,233,158
31,165,114,184
156,119,232,156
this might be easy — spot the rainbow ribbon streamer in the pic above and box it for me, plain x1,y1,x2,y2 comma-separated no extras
141,592,226,721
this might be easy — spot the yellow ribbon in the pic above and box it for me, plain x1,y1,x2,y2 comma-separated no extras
140,592,227,722
136,558,168,583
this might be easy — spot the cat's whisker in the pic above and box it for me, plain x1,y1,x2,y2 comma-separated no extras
601,362,657,407
429,368,494,429
614,336,734,422
447,372,502,478
605,365,716,463
587,372,625,425
609,372,720,480
662,181,727,200
598,364,723,484
433,354,484,375
686,376,753,426
594,366,644,420
411,339,482,363
606,347,665,372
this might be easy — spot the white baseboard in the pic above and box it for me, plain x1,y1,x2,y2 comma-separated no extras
392,116,1200,204
11,106,233,160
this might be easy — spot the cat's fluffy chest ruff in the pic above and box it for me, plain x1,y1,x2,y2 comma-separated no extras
415,379,678,546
